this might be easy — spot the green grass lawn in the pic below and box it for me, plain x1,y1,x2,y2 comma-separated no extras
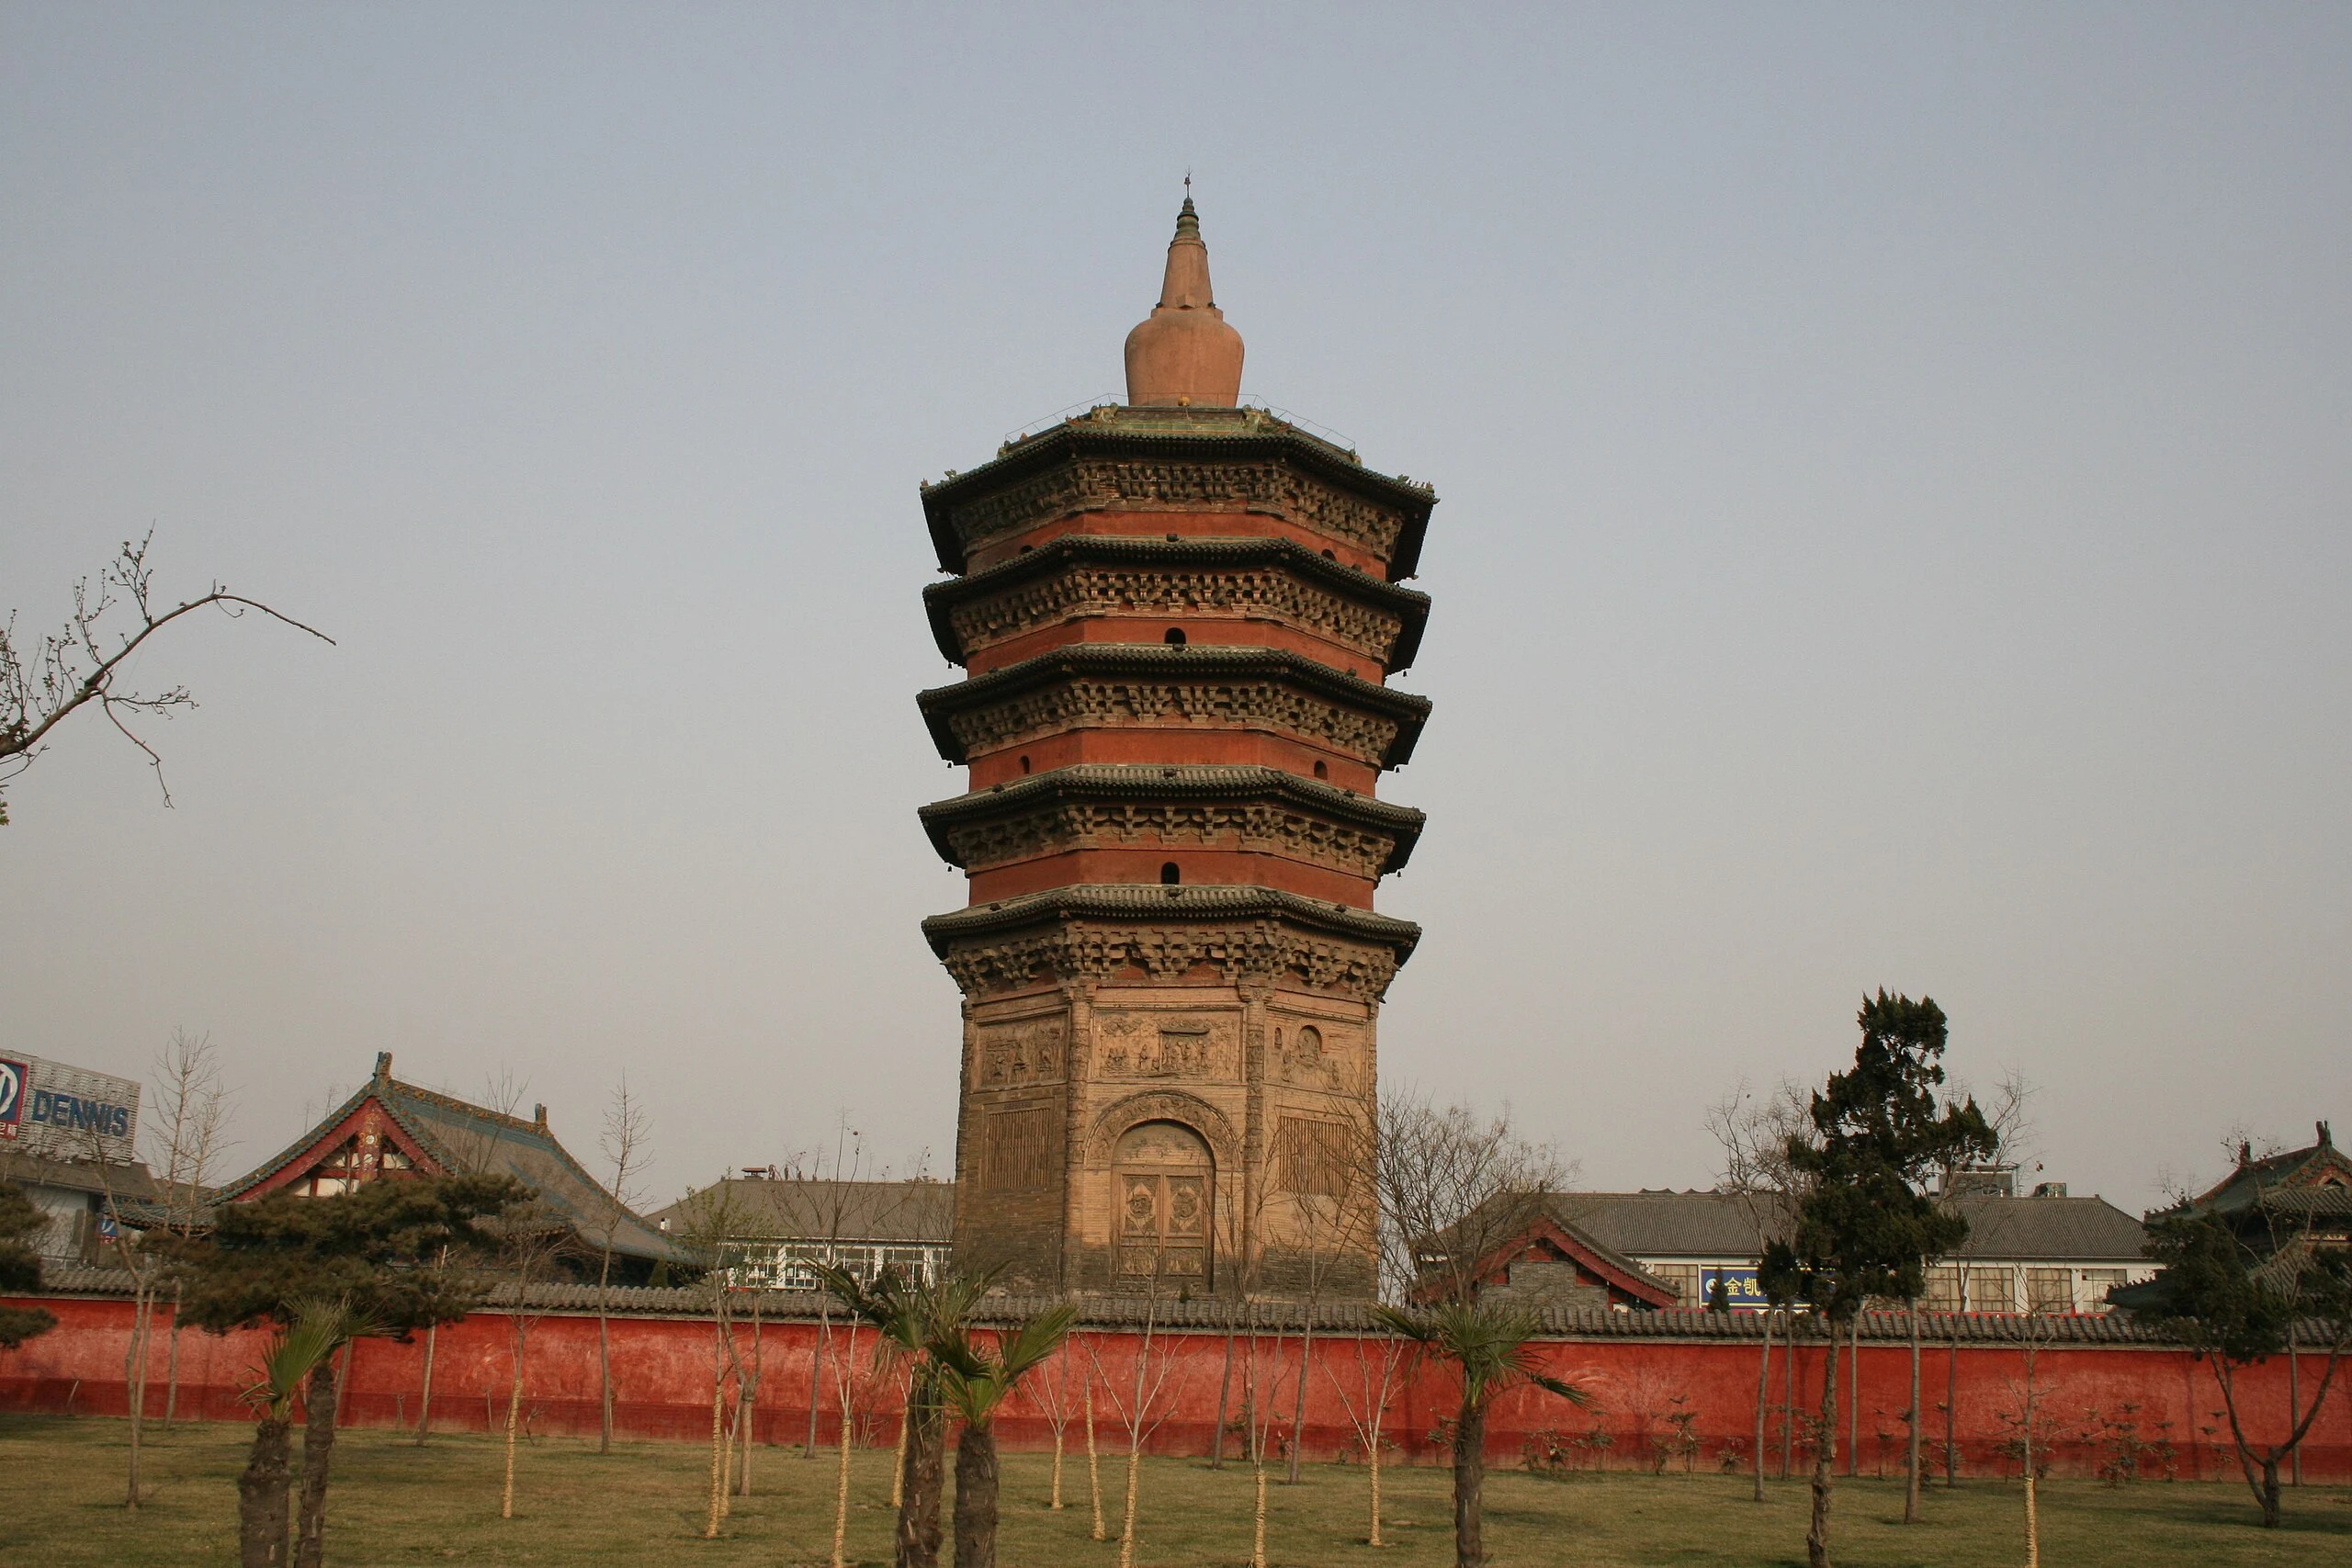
2,1416,2346,1566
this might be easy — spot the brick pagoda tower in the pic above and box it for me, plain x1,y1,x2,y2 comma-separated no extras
915,198,1436,1298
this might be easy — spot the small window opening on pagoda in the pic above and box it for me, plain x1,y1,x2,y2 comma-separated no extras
1164,626,1186,647
1160,862,1182,886
1322,548,1336,560
1019,755,1031,774
1312,761,1329,780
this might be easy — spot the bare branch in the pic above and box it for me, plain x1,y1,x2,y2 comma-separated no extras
0,532,333,821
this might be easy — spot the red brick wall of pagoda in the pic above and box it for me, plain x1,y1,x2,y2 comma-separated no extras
6,1293,2345,1483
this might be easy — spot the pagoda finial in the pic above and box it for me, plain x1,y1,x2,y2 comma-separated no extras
1125,189,1244,407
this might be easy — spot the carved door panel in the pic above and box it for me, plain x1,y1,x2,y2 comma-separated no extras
1112,1121,1213,1290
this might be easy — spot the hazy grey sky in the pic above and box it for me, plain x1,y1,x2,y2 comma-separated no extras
5,5,2346,1214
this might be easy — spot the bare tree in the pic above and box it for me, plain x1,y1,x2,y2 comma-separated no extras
0,532,332,824
1025,1339,1081,1510
592,1077,650,1455
492,1201,569,1520
1322,1322,1409,1546
1706,1077,1814,1502
673,1179,758,1539
1376,1091,1572,1306
1272,1102,1379,1484
80,1123,163,1511
145,1028,232,1430
1082,1284,1192,1568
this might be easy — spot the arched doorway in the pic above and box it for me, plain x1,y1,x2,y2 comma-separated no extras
1113,1121,1213,1290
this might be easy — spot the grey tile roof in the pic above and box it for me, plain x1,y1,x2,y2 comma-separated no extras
217,1071,687,1267
646,1178,956,1247
1542,1190,2147,1264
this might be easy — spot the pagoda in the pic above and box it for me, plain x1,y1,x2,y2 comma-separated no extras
915,198,1436,1298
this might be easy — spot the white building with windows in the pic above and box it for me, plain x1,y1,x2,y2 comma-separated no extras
1542,1183,2152,1314
650,1175,955,1291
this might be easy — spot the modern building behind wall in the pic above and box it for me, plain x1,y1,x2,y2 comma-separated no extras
647,1174,956,1291
0,1052,153,1263
915,198,1436,1300
1544,1182,2154,1314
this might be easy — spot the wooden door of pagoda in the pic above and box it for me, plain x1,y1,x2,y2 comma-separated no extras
1113,1121,1213,1290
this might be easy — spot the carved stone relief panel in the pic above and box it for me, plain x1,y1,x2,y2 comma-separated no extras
973,1016,1069,1090
1091,1009,1238,1083
1268,1016,1365,1093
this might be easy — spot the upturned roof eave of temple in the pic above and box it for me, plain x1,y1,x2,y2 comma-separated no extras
921,534,1433,669
915,644,1433,767
917,413,1438,580
917,762,1427,873
920,881,1421,963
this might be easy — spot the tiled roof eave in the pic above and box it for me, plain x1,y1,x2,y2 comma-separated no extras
917,763,1427,874
915,645,1433,767
921,535,1433,668
919,419,1436,578
922,884,1421,963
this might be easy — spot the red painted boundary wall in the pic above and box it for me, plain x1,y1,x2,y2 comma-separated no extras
5,1294,2345,1483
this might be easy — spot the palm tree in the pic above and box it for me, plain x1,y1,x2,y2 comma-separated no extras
934,1306,1079,1568
237,1301,359,1568
1372,1301,1591,1568
814,1262,989,1568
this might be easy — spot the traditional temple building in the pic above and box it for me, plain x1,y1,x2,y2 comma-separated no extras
216,1053,684,1280
915,199,1436,1298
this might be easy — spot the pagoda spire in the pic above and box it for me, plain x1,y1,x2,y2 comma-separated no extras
1124,192,1245,407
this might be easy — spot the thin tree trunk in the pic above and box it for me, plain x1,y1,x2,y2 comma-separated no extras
294,1351,343,1568
1211,1325,1235,1468
718,1393,737,1518
1287,1308,1313,1484
2259,1456,2281,1529
806,1300,829,1457
163,1288,183,1438
1904,1302,1922,1523
596,1246,615,1455
704,1372,725,1540
1847,1316,1860,1479
415,1322,437,1444
1945,1323,1960,1486
124,1281,150,1510
1116,1440,1143,1568
954,1423,1001,1568
2022,1335,2041,1564
499,1326,526,1520
1251,1457,1268,1568
892,1371,911,1509
2286,1325,2304,1485
1781,1318,1797,1479
238,1416,295,1568
740,1292,764,1495
1085,1373,1105,1541
1367,1407,1384,1547
1050,1420,1065,1509
1754,1305,1774,1502
831,1391,854,1568
1452,1395,1487,1568
1806,1314,1841,1568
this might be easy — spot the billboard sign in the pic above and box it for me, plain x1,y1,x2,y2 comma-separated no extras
0,1057,27,1140
0,1055,141,1164
1701,1266,1770,1312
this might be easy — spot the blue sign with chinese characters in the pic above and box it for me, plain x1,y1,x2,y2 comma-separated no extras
1701,1266,1769,1311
